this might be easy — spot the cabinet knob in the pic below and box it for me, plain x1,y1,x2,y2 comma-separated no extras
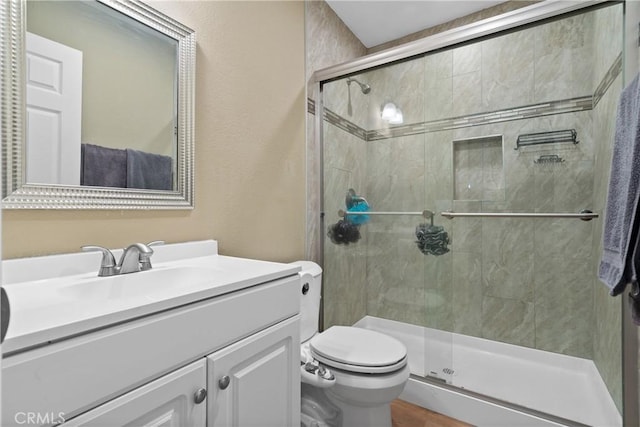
218,375,231,390
194,388,207,404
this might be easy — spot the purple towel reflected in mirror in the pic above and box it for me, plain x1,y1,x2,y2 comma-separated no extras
81,143,127,188
80,143,173,190
126,148,173,191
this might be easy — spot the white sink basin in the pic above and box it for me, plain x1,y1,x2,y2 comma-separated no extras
2,240,300,354
56,266,218,301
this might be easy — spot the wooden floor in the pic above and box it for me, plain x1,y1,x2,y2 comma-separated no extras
391,399,473,427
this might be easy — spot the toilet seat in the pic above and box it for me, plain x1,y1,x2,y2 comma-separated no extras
309,326,407,374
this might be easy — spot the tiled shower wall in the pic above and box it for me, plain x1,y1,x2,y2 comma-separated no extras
591,3,624,412
305,1,366,264
321,4,623,408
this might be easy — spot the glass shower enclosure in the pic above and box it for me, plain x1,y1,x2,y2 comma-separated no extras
317,3,625,425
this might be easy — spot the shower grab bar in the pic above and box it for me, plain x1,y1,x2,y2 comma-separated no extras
440,210,598,221
339,209,599,221
339,209,434,219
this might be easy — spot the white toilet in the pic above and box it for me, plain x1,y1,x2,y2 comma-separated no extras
292,261,410,427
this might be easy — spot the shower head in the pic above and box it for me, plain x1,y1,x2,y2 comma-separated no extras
347,77,371,95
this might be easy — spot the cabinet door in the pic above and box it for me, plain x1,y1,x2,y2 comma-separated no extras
62,359,207,427
207,316,300,427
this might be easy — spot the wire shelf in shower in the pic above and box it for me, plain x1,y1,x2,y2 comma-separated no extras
515,129,578,150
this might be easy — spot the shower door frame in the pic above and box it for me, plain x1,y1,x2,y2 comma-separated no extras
312,0,638,425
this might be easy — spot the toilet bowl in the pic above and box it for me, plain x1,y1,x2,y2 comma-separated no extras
292,261,409,427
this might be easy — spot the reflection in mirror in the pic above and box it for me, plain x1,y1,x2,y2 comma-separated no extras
1,0,195,209
27,0,177,190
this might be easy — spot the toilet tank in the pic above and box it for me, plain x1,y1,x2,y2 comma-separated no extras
290,261,323,343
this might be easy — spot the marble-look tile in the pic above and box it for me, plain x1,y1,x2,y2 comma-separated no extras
424,253,453,330
592,283,622,410
367,216,431,327
451,200,482,252
482,296,535,348
533,12,591,103
366,135,425,212
482,218,535,301
592,4,623,92
533,255,593,358
423,42,452,124
305,0,366,96
323,125,366,192
391,60,426,125
534,256,591,307
425,77,453,122
534,49,575,103
533,217,593,261
533,168,555,213
534,302,592,358
571,44,594,98
590,18,623,411
552,159,594,212
481,28,535,111
535,13,588,56
322,237,367,328
425,131,454,206
452,71,482,117
324,166,352,223
425,50,452,81
453,140,484,200
482,139,505,201
452,251,482,337
453,44,481,76
323,77,370,130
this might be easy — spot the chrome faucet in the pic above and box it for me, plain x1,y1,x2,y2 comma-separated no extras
119,243,154,274
82,241,164,276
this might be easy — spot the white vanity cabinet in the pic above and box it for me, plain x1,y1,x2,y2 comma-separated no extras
61,359,207,427
2,248,301,427
207,316,299,427
59,316,300,427
55,317,300,427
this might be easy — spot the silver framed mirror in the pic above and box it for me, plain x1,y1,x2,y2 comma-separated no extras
0,0,195,209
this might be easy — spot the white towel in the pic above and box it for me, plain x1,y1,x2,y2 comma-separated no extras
599,73,640,296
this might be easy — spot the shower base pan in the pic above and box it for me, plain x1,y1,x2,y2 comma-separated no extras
353,316,621,427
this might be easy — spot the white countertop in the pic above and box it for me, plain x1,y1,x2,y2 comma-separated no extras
2,240,300,354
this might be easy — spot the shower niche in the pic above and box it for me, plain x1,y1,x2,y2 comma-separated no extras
452,135,505,201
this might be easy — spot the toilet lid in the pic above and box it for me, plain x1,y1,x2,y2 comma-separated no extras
309,326,407,374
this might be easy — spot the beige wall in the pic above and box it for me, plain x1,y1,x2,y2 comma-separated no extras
4,0,306,262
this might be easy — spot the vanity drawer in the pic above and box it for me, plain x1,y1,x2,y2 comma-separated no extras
2,275,299,426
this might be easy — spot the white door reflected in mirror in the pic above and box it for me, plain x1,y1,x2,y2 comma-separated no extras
26,32,82,186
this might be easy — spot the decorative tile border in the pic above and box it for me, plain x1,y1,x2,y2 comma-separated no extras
309,51,622,142
307,97,315,115
307,99,368,141
593,52,622,108
367,96,593,141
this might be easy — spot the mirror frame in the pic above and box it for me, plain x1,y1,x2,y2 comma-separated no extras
0,0,195,209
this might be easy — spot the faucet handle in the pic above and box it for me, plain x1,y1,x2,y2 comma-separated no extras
139,241,164,271
81,245,117,277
